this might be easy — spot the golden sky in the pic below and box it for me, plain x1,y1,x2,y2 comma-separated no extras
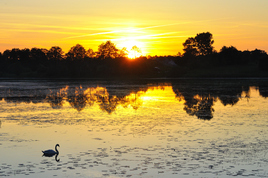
0,0,267,56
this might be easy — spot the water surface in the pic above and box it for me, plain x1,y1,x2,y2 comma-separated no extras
0,79,268,177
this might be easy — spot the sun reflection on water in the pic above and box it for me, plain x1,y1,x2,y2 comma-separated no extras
45,84,177,114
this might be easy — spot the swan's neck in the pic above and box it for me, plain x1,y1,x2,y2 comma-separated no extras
55,154,60,162
55,145,59,153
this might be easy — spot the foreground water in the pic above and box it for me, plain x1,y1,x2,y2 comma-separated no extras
0,79,268,177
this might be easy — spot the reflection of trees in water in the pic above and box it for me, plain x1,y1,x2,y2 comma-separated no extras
174,86,216,120
217,87,241,106
174,90,184,102
1,80,268,119
173,81,259,120
95,90,143,114
97,96,118,114
46,87,68,109
184,95,215,120
44,86,144,113
259,84,268,98
67,86,88,112
93,88,118,114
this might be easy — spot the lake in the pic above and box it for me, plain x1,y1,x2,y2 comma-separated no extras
0,78,268,177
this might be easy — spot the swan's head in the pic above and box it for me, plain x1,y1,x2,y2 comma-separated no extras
56,144,60,147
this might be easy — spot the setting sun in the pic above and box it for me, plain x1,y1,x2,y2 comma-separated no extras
118,38,144,59
0,1,268,56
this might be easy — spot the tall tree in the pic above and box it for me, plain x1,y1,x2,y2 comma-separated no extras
119,47,128,58
182,32,214,57
20,48,31,62
66,44,86,60
47,46,64,60
9,48,21,61
96,41,119,59
86,48,95,58
182,37,198,57
194,32,214,55
131,46,142,58
30,48,48,62
219,46,241,65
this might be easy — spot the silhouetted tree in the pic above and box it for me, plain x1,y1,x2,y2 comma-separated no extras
251,49,267,59
96,41,119,59
219,46,240,65
66,44,86,60
182,32,214,57
47,46,64,61
2,50,11,61
119,47,128,58
30,48,48,62
220,46,238,54
182,37,198,57
10,48,21,61
131,45,142,58
86,48,95,58
19,48,31,62
195,32,214,55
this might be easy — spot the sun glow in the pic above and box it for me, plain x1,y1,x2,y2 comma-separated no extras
118,38,144,59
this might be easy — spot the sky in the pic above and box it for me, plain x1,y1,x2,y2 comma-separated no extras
0,0,268,56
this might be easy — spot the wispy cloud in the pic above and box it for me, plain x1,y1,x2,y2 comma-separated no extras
113,32,188,41
64,30,122,39
1,28,79,36
63,22,187,40
0,22,100,31
62,18,226,40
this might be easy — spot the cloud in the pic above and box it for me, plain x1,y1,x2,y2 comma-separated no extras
63,22,186,40
62,19,226,40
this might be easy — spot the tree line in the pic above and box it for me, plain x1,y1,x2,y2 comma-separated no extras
0,32,268,78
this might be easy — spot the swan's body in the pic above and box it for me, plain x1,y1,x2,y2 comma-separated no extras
42,144,60,156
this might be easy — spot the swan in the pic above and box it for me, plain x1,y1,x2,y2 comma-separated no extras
42,144,60,156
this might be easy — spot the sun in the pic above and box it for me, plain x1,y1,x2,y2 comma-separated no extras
129,45,143,59
119,38,144,59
